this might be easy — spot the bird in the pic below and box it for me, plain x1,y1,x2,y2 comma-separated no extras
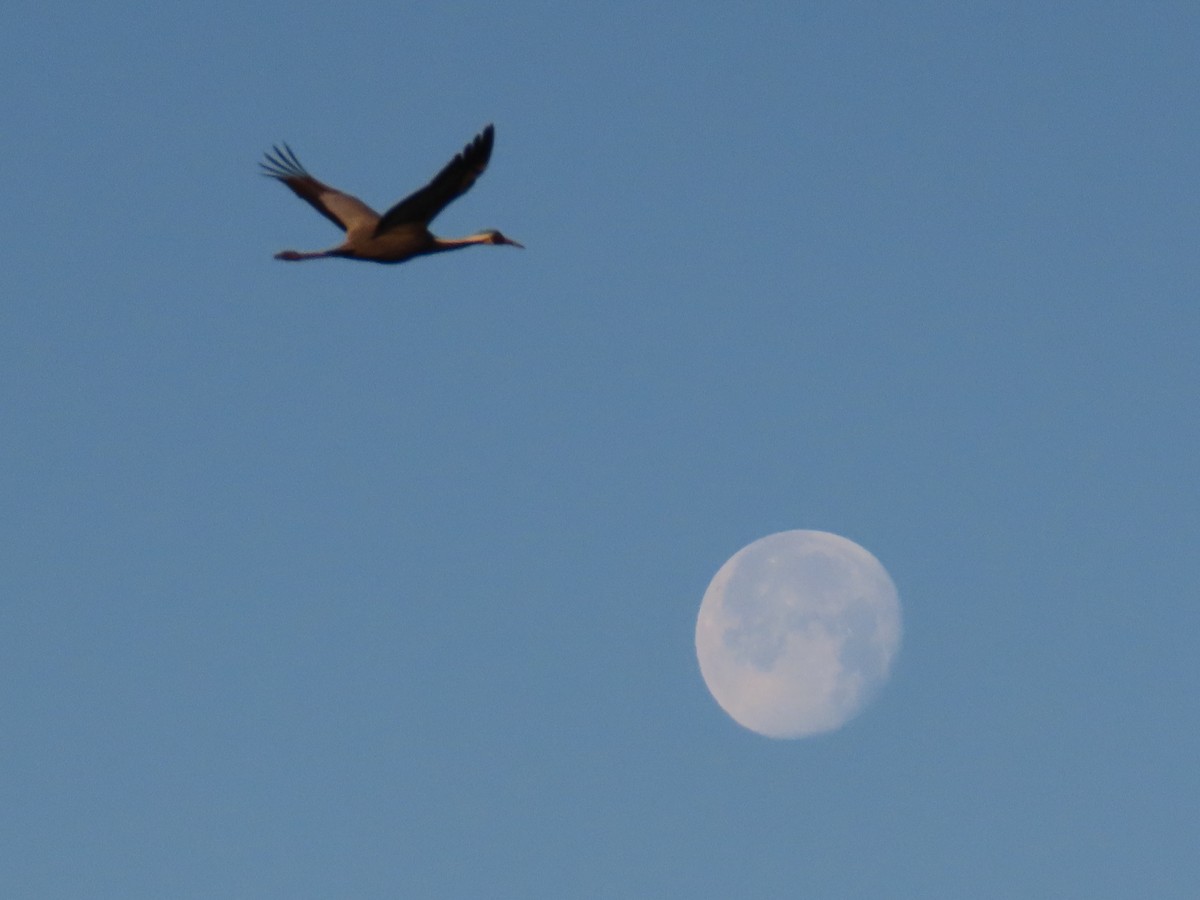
260,124,522,265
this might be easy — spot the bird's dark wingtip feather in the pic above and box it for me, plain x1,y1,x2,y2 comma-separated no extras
463,125,495,167
280,143,306,172
260,143,310,179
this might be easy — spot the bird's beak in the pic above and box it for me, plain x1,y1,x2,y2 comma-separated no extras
503,236,524,249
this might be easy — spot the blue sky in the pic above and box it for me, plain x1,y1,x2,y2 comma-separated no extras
3,1,1198,896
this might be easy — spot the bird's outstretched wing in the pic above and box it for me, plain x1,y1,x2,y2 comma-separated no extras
260,144,380,233
375,125,495,236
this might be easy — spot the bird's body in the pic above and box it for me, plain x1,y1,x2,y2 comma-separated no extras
261,125,522,265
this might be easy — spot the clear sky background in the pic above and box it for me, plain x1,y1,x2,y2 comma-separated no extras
3,1,1198,896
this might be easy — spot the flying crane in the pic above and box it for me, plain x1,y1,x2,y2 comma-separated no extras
261,124,522,264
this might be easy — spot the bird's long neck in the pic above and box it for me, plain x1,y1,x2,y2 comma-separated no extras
429,232,495,253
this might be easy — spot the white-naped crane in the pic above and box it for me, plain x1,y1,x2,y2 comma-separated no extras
261,124,522,264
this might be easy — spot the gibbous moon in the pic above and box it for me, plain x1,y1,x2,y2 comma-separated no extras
695,530,901,739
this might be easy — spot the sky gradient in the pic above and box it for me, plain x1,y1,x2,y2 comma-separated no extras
4,1,1198,896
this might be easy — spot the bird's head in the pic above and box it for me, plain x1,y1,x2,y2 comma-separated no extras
483,229,524,248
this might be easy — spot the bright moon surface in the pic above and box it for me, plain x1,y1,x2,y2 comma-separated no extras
696,530,902,739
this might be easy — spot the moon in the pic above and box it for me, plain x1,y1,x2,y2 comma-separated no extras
695,530,902,739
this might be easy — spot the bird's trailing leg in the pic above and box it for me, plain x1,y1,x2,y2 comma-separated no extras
274,249,336,261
